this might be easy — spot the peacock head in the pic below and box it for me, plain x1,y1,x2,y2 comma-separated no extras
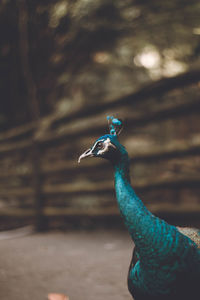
78,116,124,164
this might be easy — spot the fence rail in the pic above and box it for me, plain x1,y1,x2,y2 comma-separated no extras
0,69,200,230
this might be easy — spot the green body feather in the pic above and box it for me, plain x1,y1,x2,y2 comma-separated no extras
112,136,200,299
79,132,200,300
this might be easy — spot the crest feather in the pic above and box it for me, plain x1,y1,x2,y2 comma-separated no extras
107,116,123,136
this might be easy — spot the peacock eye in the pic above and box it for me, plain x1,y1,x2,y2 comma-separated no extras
96,141,103,149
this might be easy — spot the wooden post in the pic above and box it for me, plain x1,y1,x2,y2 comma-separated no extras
31,141,46,231
17,0,46,231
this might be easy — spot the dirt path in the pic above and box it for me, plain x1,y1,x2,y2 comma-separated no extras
0,230,133,300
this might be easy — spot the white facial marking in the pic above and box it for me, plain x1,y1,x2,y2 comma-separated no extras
91,139,104,152
96,138,116,155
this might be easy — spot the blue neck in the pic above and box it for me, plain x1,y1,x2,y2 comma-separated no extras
113,146,186,262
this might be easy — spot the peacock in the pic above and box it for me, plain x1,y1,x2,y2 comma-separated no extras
78,116,200,300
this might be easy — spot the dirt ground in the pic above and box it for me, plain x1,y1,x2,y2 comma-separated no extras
0,228,133,300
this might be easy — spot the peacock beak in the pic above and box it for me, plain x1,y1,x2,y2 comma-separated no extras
78,148,94,163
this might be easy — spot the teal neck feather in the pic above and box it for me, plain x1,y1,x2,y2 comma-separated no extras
112,144,192,263
108,138,200,298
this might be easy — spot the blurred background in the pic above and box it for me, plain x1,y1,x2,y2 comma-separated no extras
0,0,200,231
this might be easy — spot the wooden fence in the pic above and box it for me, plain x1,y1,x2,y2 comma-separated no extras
0,70,200,230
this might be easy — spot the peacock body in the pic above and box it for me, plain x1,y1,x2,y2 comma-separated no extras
78,117,200,300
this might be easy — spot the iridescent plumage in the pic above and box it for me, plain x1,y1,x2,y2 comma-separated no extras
78,117,200,300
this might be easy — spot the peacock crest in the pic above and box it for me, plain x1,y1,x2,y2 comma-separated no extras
107,115,123,136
